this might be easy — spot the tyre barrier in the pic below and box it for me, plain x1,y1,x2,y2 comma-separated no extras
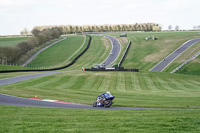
0,35,92,73
84,67,139,72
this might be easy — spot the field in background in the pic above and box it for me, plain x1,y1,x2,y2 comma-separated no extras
0,36,30,47
26,35,85,68
121,31,200,71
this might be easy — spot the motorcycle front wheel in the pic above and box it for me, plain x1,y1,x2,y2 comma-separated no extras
104,100,112,108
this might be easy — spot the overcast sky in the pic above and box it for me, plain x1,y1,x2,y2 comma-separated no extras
0,0,200,35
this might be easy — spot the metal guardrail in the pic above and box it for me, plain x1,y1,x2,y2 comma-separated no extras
170,51,200,73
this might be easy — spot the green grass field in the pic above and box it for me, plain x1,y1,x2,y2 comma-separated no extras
66,35,112,70
0,65,26,71
1,105,200,133
27,35,86,68
121,31,200,71
0,71,199,109
1,31,200,132
176,56,200,75
0,36,30,47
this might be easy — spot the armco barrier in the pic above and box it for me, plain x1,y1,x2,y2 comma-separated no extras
0,35,92,73
84,67,139,72
118,41,131,67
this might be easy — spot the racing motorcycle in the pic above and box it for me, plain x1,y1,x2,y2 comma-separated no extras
93,91,115,108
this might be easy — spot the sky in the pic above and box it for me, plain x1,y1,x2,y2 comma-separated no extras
0,0,200,35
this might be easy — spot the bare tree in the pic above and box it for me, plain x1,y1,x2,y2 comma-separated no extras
175,25,179,31
168,25,172,31
20,27,29,36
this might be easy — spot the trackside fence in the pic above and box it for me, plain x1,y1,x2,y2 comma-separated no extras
170,51,200,73
118,41,131,67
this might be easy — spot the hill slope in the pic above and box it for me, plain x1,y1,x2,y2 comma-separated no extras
121,31,200,71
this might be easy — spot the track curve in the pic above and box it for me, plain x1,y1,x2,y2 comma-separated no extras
1,94,199,110
101,35,121,67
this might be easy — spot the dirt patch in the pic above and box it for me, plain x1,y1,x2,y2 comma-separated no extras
117,37,128,44
144,44,175,62
191,58,200,63
144,53,165,62
102,37,110,50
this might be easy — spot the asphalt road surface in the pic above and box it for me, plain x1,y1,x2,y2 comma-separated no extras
150,38,200,72
101,35,121,67
0,70,78,86
1,94,199,110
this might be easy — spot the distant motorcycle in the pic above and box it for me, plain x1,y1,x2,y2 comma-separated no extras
93,91,115,108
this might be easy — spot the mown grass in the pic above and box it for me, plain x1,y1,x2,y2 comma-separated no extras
1,105,200,133
0,36,30,47
0,71,200,109
66,35,112,70
176,56,200,76
0,65,26,71
122,31,200,71
27,35,85,68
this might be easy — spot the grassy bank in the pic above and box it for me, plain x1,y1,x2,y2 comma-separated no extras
66,35,112,70
122,31,200,71
27,35,85,68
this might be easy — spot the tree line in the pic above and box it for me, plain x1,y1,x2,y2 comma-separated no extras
33,23,161,34
0,27,63,65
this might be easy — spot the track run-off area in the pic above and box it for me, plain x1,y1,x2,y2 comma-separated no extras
0,34,200,110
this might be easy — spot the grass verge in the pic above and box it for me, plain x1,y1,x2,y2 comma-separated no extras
0,105,200,133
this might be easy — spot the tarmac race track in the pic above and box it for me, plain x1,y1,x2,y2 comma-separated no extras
0,70,78,86
101,35,121,67
1,94,200,110
150,38,200,72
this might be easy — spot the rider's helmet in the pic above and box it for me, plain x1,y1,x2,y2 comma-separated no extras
106,91,112,96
